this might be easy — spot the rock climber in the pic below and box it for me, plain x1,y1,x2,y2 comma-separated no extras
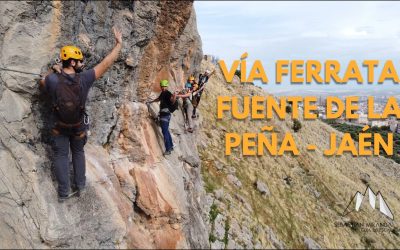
147,80,180,156
177,76,196,133
39,27,123,202
192,69,215,119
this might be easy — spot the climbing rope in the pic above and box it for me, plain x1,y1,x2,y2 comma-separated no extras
0,66,41,76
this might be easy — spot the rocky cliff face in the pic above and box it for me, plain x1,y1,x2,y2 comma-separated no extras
2,1,400,249
0,1,206,248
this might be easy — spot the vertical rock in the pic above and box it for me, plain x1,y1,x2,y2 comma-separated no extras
0,0,206,248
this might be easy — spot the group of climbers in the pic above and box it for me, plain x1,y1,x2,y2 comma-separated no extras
177,70,214,131
192,69,214,118
29,27,213,202
146,69,214,155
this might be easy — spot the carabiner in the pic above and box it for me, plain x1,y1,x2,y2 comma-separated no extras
84,114,90,125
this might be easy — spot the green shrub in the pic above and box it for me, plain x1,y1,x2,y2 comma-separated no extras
204,180,216,193
209,203,219,222
293,119,302,132
209,203,220,245
235,70,241,78
286,105,292,113
223,217,230,247
209,233,217,243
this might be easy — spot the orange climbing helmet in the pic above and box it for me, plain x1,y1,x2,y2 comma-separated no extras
60,46,83,61
189,75,195,81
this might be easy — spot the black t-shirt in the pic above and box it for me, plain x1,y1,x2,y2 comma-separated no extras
197,74,210,96
44,69,96,127
159,90,173,114
198,74,209,88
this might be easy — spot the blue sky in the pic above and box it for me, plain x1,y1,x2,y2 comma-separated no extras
194,1,400,95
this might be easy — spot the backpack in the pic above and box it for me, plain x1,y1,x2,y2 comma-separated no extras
54,73,84,125
168,98,179,113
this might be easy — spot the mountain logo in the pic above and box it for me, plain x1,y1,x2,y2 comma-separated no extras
342,186,394,220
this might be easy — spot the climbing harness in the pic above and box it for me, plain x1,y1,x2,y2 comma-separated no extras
83,112,91,136
84,113,90,125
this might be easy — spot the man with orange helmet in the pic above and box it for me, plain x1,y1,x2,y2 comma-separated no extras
39,27,123,202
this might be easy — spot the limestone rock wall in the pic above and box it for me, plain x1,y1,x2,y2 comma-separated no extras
0,1,206,248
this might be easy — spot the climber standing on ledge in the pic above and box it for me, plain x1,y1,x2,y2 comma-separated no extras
39,27,123,202
192,69,215,119
147,80,178,156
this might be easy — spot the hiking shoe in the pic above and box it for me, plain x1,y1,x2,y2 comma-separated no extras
72,186,87,197
58,195,69,203
163,150,172,156
58,191,78,203
187,127,194,133
77,187,87,197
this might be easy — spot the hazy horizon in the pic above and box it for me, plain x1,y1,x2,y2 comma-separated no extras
195,1,400,95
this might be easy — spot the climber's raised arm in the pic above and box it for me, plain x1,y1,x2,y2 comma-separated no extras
176,90,192,98
94,27,123,80
171,92,177,103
